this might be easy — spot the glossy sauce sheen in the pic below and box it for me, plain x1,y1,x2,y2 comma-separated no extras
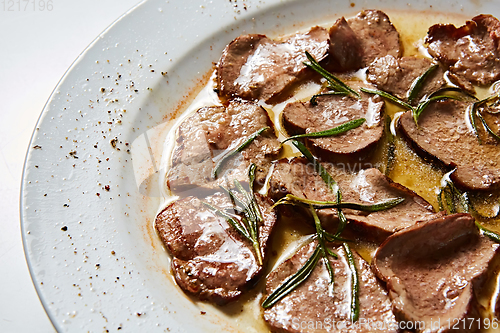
158,10,500,332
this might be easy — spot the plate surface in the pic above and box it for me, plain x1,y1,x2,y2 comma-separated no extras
20,0,499,332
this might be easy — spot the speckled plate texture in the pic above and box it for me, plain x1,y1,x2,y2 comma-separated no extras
20,0,500,332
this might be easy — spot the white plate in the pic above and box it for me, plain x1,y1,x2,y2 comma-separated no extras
20,0,500,332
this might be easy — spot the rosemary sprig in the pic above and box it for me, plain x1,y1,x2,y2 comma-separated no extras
202,202,251,242
437,171,499,219
262,244,322,309
477,111,500,141
311,206,337,296
343,242,360,322
335,190,348,237
467,102,482,144
412,95,463,125
304,51,360,99
206,164,264,265
360,87,413,110
272,194,405,212
248,163,264,223
407,64,439,104
212,127,269,179
281,118,365,144
385,115,396,176
292,140,339,193
310,91,349,105
476,221,500,243
291,140,352,239
361,86,468,125
467,91,500,143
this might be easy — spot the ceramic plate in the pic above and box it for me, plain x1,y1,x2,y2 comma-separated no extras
21,0,499,331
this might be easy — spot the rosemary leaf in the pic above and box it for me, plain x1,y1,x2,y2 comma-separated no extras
343,243,360,322
413,95,464,125
233,178,262,265
292,140,339,194
477,110,500,141
219,186,255,227
326,247,339,258
273,194,405,212
335,190,348,237
385,115,396,176
310,206,335,290
212,127,269,178
476,222,500,243
304,51,360,98
324,232,353,243
407,64,438,104
248,163,264,223
467,103,482,144
437,187,445,212
310,91,349,105
282,118,365,144
202,202,250,240
360,87,413,110
234,180,257,221
262,244,322,309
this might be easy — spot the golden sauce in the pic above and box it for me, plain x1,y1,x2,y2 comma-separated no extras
157,10,500,332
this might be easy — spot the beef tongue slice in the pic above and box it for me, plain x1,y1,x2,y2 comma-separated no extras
264,241,398,333
367,55,446,104
399,99,500,190
373,213,499,333
327,10,402,72
268,157,437,242
426,15,500,88
167,99,281,196
327,17,364,72
155,191,276,305
217,27,329,102
282,83,385,162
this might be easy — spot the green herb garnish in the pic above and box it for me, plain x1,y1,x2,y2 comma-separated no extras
343,242,360,322
361,66,472,125
360,87,413,110
262,244,322,309
212,127,269,179
206,164,264,265
477,110,500,141
292,140,339,193
281,118,365,144
412,94,464,125
304,51,360,99
272,194,405,212
384,115,396,176
407,64,439,104
437,171,499,219
476,221,500,243
310,91,349,105
467,102,482,144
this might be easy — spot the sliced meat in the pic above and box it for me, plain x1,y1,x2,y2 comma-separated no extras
426,15,500,87
327,17,364,72
281,83,385,162
264,241,398,333
367,55,446,104
217,27,329,102
399,99,500,190
327,10,402,72
346,10,402,67
268,157,437,242
373,213,499,333
167,99,281,196
155,192,276,305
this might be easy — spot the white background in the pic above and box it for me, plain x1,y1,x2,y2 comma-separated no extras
0,1,141,331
